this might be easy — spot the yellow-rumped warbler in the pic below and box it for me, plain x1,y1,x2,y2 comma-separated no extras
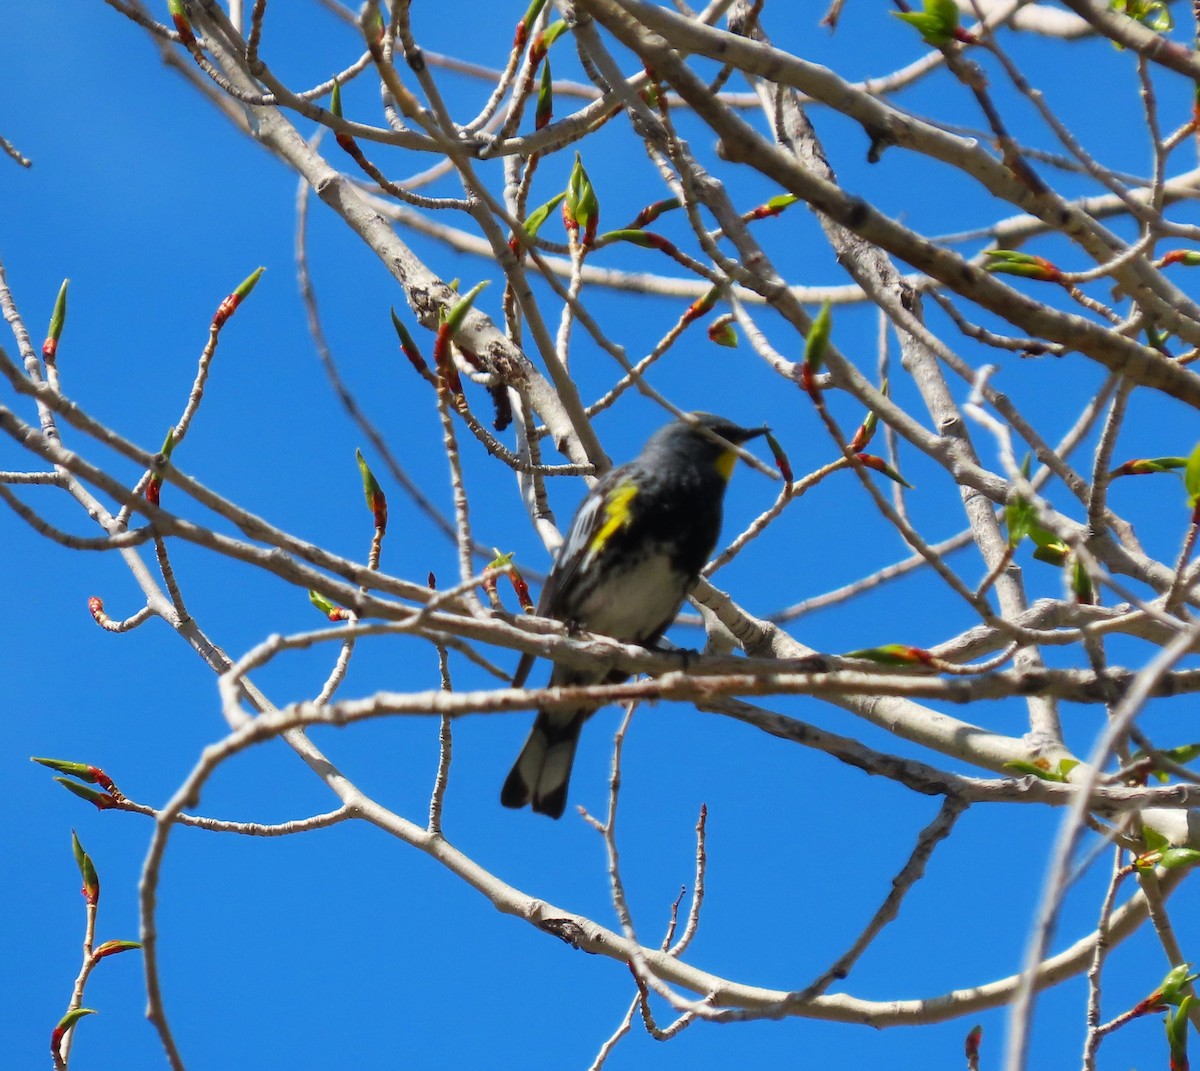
501,412,766,818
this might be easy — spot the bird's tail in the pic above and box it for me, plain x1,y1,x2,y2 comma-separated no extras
500,709,587,819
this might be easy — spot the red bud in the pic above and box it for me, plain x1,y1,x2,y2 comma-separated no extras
51,1009,97,1057
93,940,142,961
168,0,196,46
213,267,265,329
355,449,388,532
42,279,68,364
71,830,100,905
56,778,118,811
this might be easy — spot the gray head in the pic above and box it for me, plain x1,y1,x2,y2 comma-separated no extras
684,411,767,445
644,411,767,481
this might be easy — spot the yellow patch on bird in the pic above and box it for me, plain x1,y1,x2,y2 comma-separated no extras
590,481,638,556
715,448,738,482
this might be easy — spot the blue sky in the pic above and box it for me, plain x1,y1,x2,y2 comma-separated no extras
4,2,1200,1069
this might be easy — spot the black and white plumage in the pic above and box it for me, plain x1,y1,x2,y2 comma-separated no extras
500,412,765,818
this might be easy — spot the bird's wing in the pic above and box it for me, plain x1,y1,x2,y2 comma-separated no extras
540,467,635,614
511,467,633,687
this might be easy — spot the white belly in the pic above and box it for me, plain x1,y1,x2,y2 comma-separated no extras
573,549,689,643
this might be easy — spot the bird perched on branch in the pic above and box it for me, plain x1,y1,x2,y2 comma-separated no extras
501,412,766,818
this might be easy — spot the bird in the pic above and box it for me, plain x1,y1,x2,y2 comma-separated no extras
501,412,766,818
